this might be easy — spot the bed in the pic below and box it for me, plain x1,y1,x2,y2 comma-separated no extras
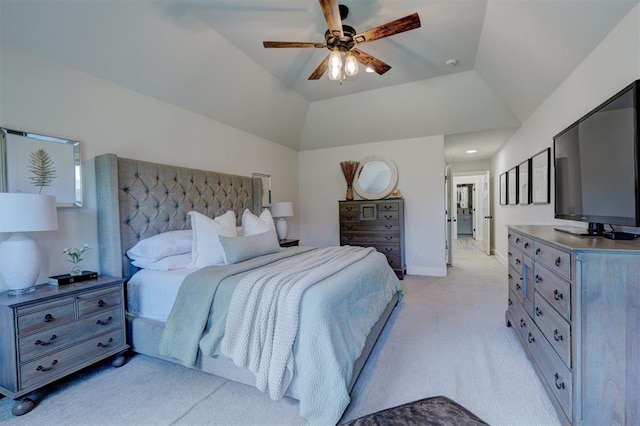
94,154,401,425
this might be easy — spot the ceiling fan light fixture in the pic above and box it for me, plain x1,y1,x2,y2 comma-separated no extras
328,63,342,81
328,48,342,70
344,51,359,76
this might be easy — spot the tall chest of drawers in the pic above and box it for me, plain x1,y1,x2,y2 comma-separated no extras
339,199,406,279
505,225,640,426
0,277,128,415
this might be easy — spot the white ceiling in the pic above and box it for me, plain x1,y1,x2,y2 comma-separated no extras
1,0,638,159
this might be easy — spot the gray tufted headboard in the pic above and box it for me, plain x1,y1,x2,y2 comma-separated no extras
95,154,262,280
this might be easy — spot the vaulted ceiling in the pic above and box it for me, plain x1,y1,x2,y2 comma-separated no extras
1,0,638,160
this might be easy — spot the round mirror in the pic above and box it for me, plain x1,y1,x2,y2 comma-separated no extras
353,155,398,200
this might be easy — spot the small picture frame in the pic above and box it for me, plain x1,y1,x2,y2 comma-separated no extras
531,148,551,204
499,172,508,205
518,158,531,205
508,167,518,205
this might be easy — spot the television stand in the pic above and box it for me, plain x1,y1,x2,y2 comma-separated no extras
554,226,591,236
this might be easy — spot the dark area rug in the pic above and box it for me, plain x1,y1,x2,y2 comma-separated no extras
341,396,489,426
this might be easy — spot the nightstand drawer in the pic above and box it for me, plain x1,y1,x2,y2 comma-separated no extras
18,307,123,363
17,300,75,336
19,329,124,390
77,288,121,317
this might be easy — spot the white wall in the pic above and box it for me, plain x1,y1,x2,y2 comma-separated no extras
491,4,640,262
0,45,300,290
299,136,447,277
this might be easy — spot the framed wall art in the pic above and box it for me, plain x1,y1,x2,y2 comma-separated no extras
518,158,531,205
499,172,508,205
508,167,518,205
1,128,82,208
532,148,551,204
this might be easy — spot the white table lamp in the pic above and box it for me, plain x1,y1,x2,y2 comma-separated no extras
270,202,293,241
0,193,58,295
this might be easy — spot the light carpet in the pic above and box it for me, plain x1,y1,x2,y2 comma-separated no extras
0,241,561,425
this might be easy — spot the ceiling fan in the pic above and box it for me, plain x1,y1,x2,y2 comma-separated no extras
263,0,421,81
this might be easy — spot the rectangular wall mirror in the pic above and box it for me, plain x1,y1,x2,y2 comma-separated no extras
252,172,271,208
1,128,83,208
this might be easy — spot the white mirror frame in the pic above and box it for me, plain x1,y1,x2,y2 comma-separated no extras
353,154,399,200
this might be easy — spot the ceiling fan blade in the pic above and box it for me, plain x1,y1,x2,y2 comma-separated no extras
263,41,325,48
353,12,421,45
319,0,343,38
353,49,391,75
309,55,330,80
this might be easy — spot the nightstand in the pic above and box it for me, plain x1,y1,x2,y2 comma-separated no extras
279,239,299,247
0,276,129,416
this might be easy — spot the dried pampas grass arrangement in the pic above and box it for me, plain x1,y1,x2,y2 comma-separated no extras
340,161,360,200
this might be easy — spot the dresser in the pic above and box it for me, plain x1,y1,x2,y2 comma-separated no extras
339,199,406,279
505,225,640,425
0,276,128,415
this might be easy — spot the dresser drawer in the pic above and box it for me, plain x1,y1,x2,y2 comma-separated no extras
341,222,401,232
534,242,571,280
525,320,572,420
508,266,524,304
377,201,399,212
341,232,401,245
507,247,522,271
385,255,402,270
19,329,124,391
534,293,571,367
507,290,531,343
17,300,75,336
18,307,123,363
77,288,121,317
339,203,359,214
377,211,399,221
534,264,571,321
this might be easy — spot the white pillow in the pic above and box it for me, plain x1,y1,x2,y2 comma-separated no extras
242,209,276,236
189,210,237,267
218,230,280,264
126,230,192,262
132,253,192,271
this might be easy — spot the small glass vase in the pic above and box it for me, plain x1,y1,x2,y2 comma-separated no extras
69,263,82,276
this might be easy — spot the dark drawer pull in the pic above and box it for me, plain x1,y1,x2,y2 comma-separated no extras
516,237,520,243
524,242,530,249
508,251,512,257
97,338,114,348
520,318,526,328
535,274,543,283
554,373,565,390
36,360,58,372
346,215,353,220
385,236,393,240
384,248,394,252
384,215,393,220
346,206,354,211
98,299,106,308
385,225,393,229
96,316,113,326
527,332,535,343
508,298,513,306
35,335,57,346
515,283,521,291
553,329,564,342
535,307,543,317
347,225,354,230
553,289,564,300
508,274,512,280
515,258,521,265
555,256,562,267
43,313,54,323
346,235,353,240
383,205,393,210
535,248,541,255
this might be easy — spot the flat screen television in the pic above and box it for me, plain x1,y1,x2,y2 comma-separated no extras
553,80,640,235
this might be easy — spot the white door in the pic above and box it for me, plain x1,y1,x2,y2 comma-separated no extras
483,170,492,255
446,166,453,266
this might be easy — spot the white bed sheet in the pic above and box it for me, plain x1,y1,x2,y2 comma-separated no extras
127,268,199,322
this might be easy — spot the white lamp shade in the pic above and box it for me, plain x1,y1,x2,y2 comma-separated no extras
0,193,58,293
0,193,58,232
270,202,293,218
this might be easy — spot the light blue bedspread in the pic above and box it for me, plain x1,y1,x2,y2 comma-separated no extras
160,247,401,425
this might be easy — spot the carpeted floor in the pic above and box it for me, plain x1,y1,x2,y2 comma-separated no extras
0,240,561,425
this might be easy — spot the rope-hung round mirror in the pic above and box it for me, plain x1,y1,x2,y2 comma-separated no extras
353,154,398,200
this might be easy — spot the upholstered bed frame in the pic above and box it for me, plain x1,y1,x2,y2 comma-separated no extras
94,153,397,395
